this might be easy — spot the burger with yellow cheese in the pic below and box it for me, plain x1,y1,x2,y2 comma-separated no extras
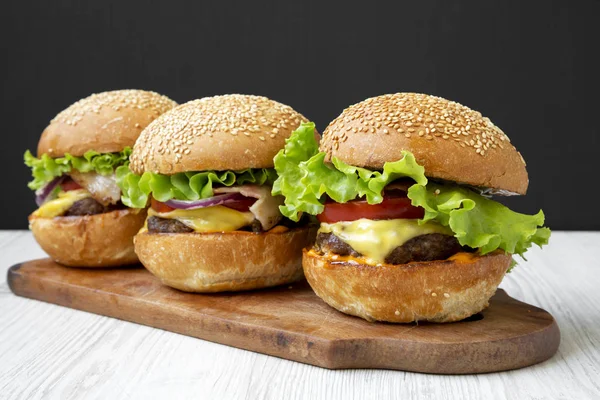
273,93,550,323
117,94,317,292
24,89,177,267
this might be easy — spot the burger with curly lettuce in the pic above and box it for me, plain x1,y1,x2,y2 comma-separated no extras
116,95,317,292
273,93,550,323
24,90,177,267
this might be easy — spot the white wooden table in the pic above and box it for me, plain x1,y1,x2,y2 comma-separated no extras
0,231,598,400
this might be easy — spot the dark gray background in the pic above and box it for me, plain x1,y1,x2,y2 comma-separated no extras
1,1,598,229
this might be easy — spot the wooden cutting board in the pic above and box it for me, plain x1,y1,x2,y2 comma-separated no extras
7,259,560,374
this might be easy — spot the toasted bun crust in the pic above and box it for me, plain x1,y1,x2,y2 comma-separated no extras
321,93,528,194
134,226,317,292
303,249,511,323
29,208,147,267
130,94,309,174
37,90,177,157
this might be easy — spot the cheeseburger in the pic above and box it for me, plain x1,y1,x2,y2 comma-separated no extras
117,94,316,292
25,90,177,267
273,93,550,323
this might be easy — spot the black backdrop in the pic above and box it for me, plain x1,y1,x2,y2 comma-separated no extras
1,1,598,230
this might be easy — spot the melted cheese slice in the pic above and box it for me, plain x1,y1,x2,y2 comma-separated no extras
149,206,255,233
319,218,453,265
32,189,91,218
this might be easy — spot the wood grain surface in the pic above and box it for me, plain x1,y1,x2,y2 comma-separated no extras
7,258,559,374
0,231,599,399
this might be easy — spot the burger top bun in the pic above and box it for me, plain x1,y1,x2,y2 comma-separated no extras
129,94,309,174
320,93,529,194
37,89,177,157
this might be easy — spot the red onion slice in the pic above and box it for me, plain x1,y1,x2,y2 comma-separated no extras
35,176,65,206
163,193,249,210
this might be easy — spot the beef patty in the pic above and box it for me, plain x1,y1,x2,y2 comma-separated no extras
147,212,313,234
315,232,463,264
147,216,194,233
64,198,121,216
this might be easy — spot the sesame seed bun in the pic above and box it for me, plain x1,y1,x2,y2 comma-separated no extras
129,94,309,174
37,90,177,157
29,208,147,267
321,93,528,194
303,249,511,323
134,226,317,292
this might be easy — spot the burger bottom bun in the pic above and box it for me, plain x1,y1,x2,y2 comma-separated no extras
30,208,147,267
303,249,511,323
134,226,318,292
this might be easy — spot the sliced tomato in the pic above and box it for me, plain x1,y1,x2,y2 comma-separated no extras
223,197,257,212
60,179,82,192
151,198,175,213
317,195,424,223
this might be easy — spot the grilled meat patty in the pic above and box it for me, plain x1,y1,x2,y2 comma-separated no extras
147,214,313,234
384,233,463,264
315,232,463,264
64,198,120,216
147,216,194,233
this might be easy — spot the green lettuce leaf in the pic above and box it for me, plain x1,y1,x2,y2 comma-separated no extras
272,122,427,220
272,122,550,259
24,148,132,190
116,165,278,208
407,183,550,258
